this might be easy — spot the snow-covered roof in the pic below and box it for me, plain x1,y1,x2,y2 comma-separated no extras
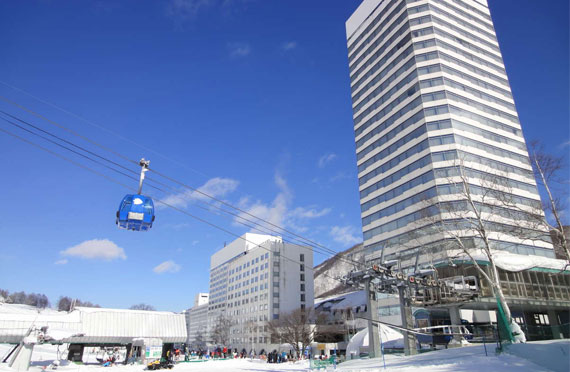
0,303,186,344
315,291,366,311
449,250,569,273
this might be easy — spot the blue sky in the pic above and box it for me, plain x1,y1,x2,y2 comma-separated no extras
0,0,568,312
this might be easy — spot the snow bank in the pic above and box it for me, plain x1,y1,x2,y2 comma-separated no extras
346,324,404,356
505,339,570,372
509,322,526,343
339,343,555,372
2,342,562,372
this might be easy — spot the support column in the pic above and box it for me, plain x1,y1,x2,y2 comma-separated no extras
448,306,464,347
8,343,35,371
547,310,562,339
398,285,417,356
365,278,381,358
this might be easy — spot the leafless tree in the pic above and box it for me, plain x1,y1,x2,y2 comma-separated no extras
422,158,555,335
266,308,313,359
1,290,49,308
194,330,206,349
57,296,73,311
57,296,100,311
211,314,233,346
129,303,156,311
528,140,569,260
77,300,100,308
25,293,50,308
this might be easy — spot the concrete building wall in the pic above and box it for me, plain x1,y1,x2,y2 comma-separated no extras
194,293,209,307
345,0,554,269
188,303,209,347
207,234,314,352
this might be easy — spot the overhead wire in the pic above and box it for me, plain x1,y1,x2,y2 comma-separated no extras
1,121,430,337
148,167,351,259
0,111,139,178
0,96,364,267
0,123,349,283
0,80,209,179
0,95,139,167
0,112,311,241
0,111,355,263
0,104,298,241
0,83,440,338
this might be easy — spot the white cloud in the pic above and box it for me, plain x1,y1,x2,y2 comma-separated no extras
197,177,239,200
236,173,291,230
60,239,127,261
318,153,337,168
160,177,239,209
330,225,362,247
54,259,68,265
330,171,351,182
228,42,251,57
166,0,248,21
234,173,330,234
166,0,212,20
289,206,331,219
153,260,181,274
281,41,297,51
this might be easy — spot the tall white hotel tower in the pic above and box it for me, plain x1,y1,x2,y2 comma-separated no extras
346,0,554,267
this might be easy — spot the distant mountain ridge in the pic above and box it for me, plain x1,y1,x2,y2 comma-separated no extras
313,243,365,298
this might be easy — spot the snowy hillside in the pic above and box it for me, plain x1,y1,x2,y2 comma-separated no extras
313,243,365,298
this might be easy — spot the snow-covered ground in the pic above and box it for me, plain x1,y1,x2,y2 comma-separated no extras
1,342,568,372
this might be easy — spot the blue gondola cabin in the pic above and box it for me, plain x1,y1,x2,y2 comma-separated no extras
116,194,155,231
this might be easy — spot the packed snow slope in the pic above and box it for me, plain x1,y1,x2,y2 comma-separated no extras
504,339,569,372
2,342,568,372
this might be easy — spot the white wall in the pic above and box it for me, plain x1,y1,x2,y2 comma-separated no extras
210,233,281,269
345,0,385,41
277,242,315,315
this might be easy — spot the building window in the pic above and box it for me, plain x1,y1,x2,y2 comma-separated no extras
301,304,305,310
300,264,305,272
533,313,550,325
300,254,304,262
300,274,305,281
300,294,305,302
300,283,305,291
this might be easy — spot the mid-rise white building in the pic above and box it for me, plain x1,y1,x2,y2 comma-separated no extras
185,293,209,348
208,233,314,351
